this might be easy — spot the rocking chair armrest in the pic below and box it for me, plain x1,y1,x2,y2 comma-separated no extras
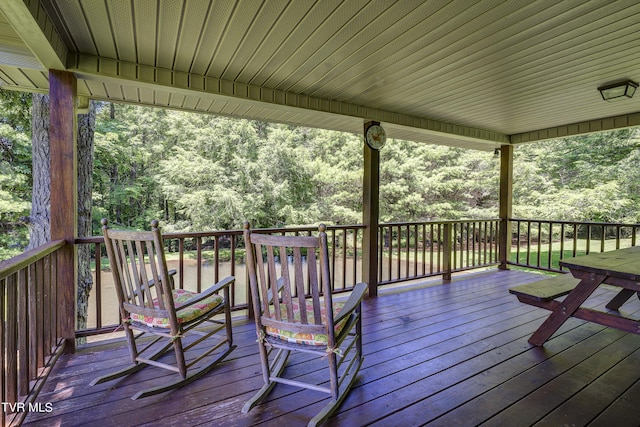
334,282,367,325
176,276,235,310
207,275,235,294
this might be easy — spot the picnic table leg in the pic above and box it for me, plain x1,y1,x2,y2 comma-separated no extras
528,273,606,346
605,288,636,310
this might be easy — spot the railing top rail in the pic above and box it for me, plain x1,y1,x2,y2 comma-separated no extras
241,224,365,234
75,224,367,245
0,239,66,280
73,218,639,248
380,219,500,227
510,218,640,227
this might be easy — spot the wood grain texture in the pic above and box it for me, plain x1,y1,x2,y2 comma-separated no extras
49,69,77,352
22,269,640,426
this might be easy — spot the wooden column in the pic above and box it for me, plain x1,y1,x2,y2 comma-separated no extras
498,144,513,270
49,70,77,353
362,122,380,297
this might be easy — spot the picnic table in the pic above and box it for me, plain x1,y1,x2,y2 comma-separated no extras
510,246,640,346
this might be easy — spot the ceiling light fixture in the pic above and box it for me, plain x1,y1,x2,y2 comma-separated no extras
598,80,638,101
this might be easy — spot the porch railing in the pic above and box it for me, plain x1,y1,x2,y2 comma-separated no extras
76,219,501,338
75,224,366,338
377,219,500,284
0,240,67,427
508,218,640,272
8,217,640,347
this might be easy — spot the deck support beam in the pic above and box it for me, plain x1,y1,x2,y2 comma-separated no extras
498,144,513,270
362,122,380,297
49,69,77,353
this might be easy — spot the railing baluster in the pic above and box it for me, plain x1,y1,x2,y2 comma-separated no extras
37,258,45,369
28,262,37,379
405,224,410,279
444,223,452,280
535,221,541,267
395,225,400,281
230,234,237,306
421,224,426,276
548,222,553,270
468,222,472,268
413,224,418,277
179,238,185,290
489,221,494,263
342,228,348,288
437,223,442,274
196,237,203,293
6,273,17,406
214,235,220,285
432,224,437,273
43,255,52,355
1,275,6,426
353,228,359,287
18,269,28,395
387,226,392,282
95,242,102,330
330,229,337,291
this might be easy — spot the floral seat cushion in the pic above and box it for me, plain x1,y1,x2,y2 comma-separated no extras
130,289,223,328
265,300,348,346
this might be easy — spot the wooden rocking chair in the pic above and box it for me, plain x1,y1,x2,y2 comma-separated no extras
92,219,236,399
242,222,367,426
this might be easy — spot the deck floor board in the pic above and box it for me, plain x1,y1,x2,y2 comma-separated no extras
21,270,640,426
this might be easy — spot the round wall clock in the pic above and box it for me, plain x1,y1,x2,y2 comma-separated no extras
365,124,386,150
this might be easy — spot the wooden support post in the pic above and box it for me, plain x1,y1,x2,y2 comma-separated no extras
49,70,77,353
362,122,380,297
498,145,513,270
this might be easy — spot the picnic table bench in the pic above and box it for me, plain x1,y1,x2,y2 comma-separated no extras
509,274,581,303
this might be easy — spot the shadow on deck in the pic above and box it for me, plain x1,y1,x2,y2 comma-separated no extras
22,269,640,426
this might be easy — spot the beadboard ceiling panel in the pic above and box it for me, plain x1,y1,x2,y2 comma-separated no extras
1,0,640,150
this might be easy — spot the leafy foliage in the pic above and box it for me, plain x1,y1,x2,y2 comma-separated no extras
1,93,640,259
0,90,32,258
513,130,640,223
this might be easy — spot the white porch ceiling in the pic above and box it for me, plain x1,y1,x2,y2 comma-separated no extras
1,0,640,150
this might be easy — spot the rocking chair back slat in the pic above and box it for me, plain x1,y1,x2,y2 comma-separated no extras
292,246,307,323
134,240,153,307
254,243,271,319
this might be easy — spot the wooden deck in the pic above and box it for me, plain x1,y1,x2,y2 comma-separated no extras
22,269,640,427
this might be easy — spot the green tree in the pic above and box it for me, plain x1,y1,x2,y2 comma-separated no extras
513,129,640,222
379,141,499,221
0,90,32,259
93,103,171,230
159,115,260,230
